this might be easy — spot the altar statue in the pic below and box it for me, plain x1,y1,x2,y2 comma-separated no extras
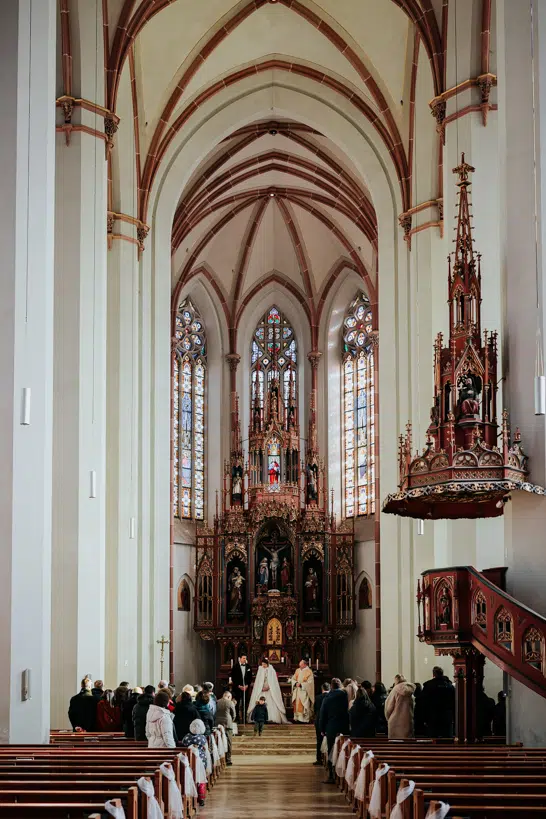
228,567,244,613
291,659,315,723
258,557,269,588
280,557,291,591
304,566,319,611
261,542,290,589
247,658,288,724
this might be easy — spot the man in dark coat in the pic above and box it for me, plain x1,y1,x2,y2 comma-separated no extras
231,654,252,722
313,682,330,766
174,691,200,741
91,680,104,700
132,686,155,741
68,679,97,731
422,666,455,737
319,678,349,783
123,688,141,738
492,691,507,736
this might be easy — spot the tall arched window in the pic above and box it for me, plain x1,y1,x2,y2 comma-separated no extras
173,298,206,520
342,293,375,518
251,306,297,410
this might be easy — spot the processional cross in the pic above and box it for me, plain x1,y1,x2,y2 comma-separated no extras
156,634,170,680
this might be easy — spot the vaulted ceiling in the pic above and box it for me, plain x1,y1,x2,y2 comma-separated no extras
94,0,444,327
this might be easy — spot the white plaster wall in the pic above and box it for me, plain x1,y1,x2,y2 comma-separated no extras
339,538,376,684
172,548,215,688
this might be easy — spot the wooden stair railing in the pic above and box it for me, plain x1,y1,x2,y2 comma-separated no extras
418,565,546,737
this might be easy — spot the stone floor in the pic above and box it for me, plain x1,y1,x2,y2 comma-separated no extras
200,726,353,817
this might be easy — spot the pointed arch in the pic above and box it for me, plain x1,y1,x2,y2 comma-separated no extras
177,577,192,612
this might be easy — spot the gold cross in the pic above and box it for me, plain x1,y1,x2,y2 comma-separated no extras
156,635,170,680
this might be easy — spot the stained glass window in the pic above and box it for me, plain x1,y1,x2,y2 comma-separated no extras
251,306,297,412
342,293,375,517
173,298,207,520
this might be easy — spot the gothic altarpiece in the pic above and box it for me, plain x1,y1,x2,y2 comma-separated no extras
194,307,355,680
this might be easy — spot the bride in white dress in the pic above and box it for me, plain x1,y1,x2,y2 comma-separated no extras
247,658,288,724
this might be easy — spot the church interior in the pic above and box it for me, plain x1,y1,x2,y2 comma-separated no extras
4,0,546,814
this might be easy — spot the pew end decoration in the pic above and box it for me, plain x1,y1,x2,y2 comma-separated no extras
383,155,544,521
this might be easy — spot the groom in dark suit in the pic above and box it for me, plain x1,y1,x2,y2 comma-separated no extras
231,654,253,722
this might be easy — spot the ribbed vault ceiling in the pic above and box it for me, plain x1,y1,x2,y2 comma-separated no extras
98,0,443,328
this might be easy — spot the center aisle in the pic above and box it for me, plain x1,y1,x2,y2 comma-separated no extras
201,725,353,818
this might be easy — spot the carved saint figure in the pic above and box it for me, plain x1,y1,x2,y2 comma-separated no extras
232,464,243,503
280,557,291,591
306,462,318,503
258,557,269,588
458,373,481,417
304,567,319,612
228,567,245,614
438,588,452,627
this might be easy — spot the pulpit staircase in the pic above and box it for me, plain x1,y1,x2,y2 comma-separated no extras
418,565,546,739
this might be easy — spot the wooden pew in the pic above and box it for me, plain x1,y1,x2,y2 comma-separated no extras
336,738,546,819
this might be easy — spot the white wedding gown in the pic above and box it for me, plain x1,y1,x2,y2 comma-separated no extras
247,666,288,724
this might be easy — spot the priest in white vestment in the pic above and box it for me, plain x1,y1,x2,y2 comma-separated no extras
247,659,288,724
291,659,315,723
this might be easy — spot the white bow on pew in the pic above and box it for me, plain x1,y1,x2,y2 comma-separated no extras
204,743,213,775
219,726,228,756
425,802,451,819
354,750,374,802
104,800,126,819
369,763,390,819
389,780,415,819
160,762,184,819
178,753,198,799
329,734,343,765
210,732,221,766
335,738,352,777
214,728,226,757
320,735,328,755
137,777,163,819
189,745,208,784
345,745,361,790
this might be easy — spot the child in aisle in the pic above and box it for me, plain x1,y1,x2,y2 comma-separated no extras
251,696,268,736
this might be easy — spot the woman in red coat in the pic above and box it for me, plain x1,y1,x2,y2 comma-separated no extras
96,690,122,731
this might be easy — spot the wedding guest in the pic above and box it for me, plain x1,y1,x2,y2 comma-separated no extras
68,678,97,732
493,691,507,736
384,674,415,739
421,666,455,738
343,678,359,709
123,686,142,738
313,682,330,766
349,685,376,737
194,690,214,735
145,690,176,748
320,678,349,784
96,689,121,731
180,719,208,807
215,690,236,765
133,685,155,741
174,691,199,741
371,681,388,734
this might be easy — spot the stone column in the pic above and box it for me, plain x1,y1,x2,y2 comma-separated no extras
51,0,108,726
105,236,140,687
0,0,56,742
497,0,546,744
